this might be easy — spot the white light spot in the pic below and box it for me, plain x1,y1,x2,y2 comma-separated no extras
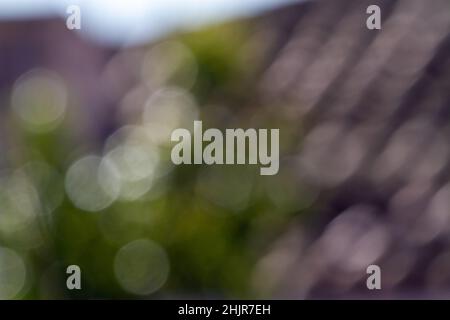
142,87,198,145
0,247,27,299
102,143,159,201
65,155,120,212
114,239,170,295
11,69,67,133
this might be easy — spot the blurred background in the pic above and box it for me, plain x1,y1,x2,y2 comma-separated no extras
0,0,450,299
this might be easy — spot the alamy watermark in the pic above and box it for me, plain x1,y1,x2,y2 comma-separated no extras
66,5,81,30
366,264,381,290
171,121,279,175
366,5,381,30
66,265,81,290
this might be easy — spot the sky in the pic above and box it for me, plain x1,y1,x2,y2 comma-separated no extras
0,0,301,45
